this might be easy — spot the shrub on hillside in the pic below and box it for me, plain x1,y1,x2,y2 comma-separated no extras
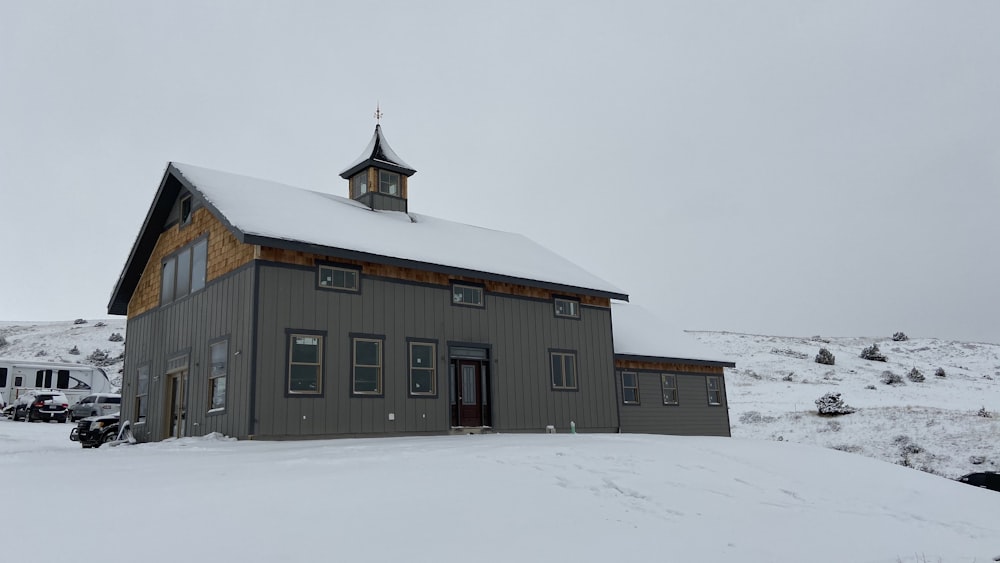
94,321,106,327
977,406,992,418
934,367,946,378
73,318,87,325
860,343,887,362
880,370,904,386
35,349,47,357
892,331,909,342
815,348,835,365
815,392,856,416
907,367,925,383
68,345,80,355
0,335,7,348
864,384,877,390
108,332,124,342
85,348,121,367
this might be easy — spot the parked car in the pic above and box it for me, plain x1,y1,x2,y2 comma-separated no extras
957,472,1000,492
10,390,70,423
70,413,120,448
69,393,122,421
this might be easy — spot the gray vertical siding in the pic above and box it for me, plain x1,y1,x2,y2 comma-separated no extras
615,369,731,437
121,265,255,441
252,264,619,438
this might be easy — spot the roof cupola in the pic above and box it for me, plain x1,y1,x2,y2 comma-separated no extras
339,117,416,212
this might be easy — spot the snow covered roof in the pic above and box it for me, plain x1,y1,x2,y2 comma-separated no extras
339,124,416,178
167,162,626,300
612,302,735,367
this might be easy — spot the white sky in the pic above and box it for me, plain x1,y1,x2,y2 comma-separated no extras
2,1,998,343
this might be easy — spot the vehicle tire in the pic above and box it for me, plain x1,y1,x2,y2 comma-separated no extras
25,410,33,423
60,416,68,423
102,431,117,445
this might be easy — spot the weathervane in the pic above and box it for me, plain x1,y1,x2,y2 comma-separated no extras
374,102,383,123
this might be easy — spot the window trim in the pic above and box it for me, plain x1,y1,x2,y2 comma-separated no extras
208,336,229,413
549,349,579,391
316,262,361,293
407,338,438,398
135,363,150,423
451,282,485,308
285,329,326,397
179,193,193,226
621,371,640,404
553,296,581,319
160,235,209,306
351,333,385,397
661,373,679,405
378,169,401,196
707,375,723,406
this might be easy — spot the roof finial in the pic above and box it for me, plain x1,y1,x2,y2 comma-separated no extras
374,102,383,124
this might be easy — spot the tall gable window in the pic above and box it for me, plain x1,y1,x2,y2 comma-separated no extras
180,194,193,225
136,364,149,422
661,374,679,405
378,170,400,196
550,351,578,390
161,238,208,305
318,265,359,292
351,171,368,199
452,284,484,307
707,376,723,405
408,340,437,396
209,339,228,410
288,333,324,394
554,297,580,319
621,372,639,404
352,336,384,396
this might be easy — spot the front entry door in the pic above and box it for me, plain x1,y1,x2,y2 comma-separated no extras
166,371,188,439
457,361,482,427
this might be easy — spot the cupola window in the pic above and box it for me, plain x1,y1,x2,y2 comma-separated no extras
351,172,369,199
379,170,400,196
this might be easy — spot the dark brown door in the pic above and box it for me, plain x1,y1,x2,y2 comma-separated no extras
457,360,482,427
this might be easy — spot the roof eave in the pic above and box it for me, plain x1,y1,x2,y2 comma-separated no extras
243,233,628,302
613,353,736,369
339,159,417,179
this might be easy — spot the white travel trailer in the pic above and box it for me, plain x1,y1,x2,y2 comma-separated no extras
0,358,114,408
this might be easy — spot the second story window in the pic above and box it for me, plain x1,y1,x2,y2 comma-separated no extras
161,238,208,305
554,297,580,318
379,170,400,196
452,284,484,307
318,265,359,292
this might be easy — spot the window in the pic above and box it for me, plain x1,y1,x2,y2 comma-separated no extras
707,376,723,405
378,170,400,196
621,372,639,404
56,370,70,389
35,370,53,388
288,333,323,394
209,339,228,410
550,351,578,390
0,367,6,387
318,265,359,292
351,171,369,198
352,337,383,395
452,284,484,307
661,374,679,405
14,376,22,387
554,297,580,319
180,194,192,224
409,341,436,396
136,364,149,422
161,238,209,305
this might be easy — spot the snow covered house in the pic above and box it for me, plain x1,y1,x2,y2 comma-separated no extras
108,125,734,442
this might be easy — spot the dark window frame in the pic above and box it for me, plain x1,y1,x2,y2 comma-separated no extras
285,329,326,397
549,349,579,391
661,373,679,405
316,262,361,293
378,169,401,196
351,170,369,199
621,371,640,404
451,282,485,308
136,363,150,423
553,296,581,319
351,333,385,397
208,336,229,412
707,376,723,406
407,338,438,398
160,235,209,306
179,193,193,226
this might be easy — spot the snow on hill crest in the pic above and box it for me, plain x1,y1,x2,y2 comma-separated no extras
0,318,127,385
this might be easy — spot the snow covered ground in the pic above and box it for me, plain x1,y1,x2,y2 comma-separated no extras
691,332,1000,478
0,420,997,563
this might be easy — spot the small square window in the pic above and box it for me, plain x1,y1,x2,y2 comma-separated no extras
379,170,400,196
554,298,580,318
318,265,359,292
707,376,723,405
622,372,639,404
452,284,484,307
550,351,578,390
661,374,678,405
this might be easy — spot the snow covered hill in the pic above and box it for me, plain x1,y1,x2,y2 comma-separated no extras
0,318,127,385
692,331,1000,478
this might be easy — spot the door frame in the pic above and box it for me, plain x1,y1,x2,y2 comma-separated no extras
448,343,492,428
162,353,190,440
